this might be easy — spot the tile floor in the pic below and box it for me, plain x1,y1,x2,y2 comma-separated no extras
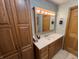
52,49,77,59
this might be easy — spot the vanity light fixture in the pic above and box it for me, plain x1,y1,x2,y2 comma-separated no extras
41,11,44,14
45,12,48,15
35,7,56,16
48,13,50,15
36,10,41,13
48,11,55,16
51,13,55,16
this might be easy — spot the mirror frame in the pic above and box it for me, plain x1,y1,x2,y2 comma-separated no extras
33,7,38,33
33,7,56,34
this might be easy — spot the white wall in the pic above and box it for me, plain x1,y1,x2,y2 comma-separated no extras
31,0,58,12
56,0,78,35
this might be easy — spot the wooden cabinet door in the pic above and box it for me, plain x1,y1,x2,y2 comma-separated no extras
49,41,57,59
49,38,63,59
0,0,18,58
21,47,33,59
57,37,63,51
0,28,17,57
40,46,48,59
0,0,9,25
4,53,19,59
10,0,33,59
10,0,32,49
64,6,78,55
16,27,32,49
49,46,56,59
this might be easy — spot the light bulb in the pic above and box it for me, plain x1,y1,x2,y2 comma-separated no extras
45,12,48,14
36,10,40,13
41,11,44,14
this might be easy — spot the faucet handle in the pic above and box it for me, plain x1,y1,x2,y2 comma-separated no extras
36,35,40,39
33,35,38,42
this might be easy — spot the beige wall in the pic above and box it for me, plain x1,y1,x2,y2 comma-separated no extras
56,0,78,35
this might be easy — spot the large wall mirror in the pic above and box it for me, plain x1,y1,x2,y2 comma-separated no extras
33,7,56,34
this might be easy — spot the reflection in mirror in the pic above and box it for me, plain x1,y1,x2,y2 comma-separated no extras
33,7,56,34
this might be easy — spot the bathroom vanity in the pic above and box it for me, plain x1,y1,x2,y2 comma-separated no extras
33,33,63,59
33,7,64,59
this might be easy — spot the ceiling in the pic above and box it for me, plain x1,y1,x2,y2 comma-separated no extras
47,0,68,5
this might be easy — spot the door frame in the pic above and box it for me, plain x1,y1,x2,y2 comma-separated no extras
63,6,78,54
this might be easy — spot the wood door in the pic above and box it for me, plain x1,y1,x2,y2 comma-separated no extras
10,0,32,49
43,15,50,32
64,6,78,55
0,0,18,58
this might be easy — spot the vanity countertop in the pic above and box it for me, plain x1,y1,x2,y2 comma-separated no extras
33,33,64,50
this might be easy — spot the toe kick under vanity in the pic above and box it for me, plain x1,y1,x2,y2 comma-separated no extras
33,33,64,59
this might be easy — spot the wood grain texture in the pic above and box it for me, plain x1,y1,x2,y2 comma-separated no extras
34,37,63,59
10,0,33,50
43,15,50,32
64,6,78,56
49,37,63,59
0,0,18,58
0,0,33,59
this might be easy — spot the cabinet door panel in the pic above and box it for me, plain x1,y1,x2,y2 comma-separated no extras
49,46,56,59
9,0,33,58
40,46,48,57
57,38,62,50
22,47,33,59
17,26,31,49
49,38,63,59
10,0,31,25
0,27,17,57
0,0,10,25
4,53,19,59
10,0,32,49
0,0,18,58
14,0,29,24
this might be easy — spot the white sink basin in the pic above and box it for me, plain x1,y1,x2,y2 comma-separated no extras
46,33,62,40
